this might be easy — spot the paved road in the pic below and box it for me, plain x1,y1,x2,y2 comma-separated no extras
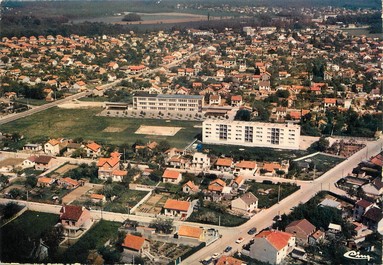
182,137,383,264
0,92,90,125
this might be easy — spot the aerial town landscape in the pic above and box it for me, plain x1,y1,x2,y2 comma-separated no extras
0,0,382,264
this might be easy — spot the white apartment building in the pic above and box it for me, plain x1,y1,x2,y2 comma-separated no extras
132,94,204,112
202,119,300,150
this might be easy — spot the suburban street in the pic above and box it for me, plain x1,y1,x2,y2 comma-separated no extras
182,137,383,264
0,137,381,264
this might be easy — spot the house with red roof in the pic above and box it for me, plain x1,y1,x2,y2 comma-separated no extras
163,199,193,220
208,179,226,194
215,157,233,172
231,95,243,107
216,256,244,265
234,160,257,176
178,225,204,241
353,199,374,221
162,169,182,184
249,230,295,264
44,139,65,155
60,205,92,237
85,142,102,158
97,152,121,181
182,181,199,194
285,219,316,246
37,177,55,188
58,177,80,189
122,234,149,255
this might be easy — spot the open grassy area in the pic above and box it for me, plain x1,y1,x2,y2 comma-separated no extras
187,206,247,227
248,181,300,208
13,98,48,106
104,189,149,213
202,143,309,162
61,219,120,264
0,211,59,263
1,107,201,148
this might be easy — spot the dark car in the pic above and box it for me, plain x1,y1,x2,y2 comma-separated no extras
248,227,257,235
224,246,232,252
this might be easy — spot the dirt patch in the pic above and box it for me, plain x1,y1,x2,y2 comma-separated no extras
135,125,182,136
0,158,24,168
54,164,78,175
62,185,93,204
103,126,128,133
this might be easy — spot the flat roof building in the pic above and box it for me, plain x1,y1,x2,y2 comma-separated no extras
202,119,300,150
133,93,204,112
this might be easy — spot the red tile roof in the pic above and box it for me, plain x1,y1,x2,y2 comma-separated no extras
216,158,233,167
162,169,181,179
86,142,101,152
255,230,293,251
164,199,190,212
60,205,84,221
235,160,257,169
286,219,316,236
178,225,203,239
122,234,145,251
216,256,243,265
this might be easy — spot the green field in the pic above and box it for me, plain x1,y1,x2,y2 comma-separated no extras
1,107,201,148
61,220,120,264
0,211,59,263
103,189,149,213
248,182,300,208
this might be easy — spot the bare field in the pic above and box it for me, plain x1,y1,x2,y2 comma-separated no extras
54,164,78,175
135,125,182,136
0,158,24,168
103,126,128,133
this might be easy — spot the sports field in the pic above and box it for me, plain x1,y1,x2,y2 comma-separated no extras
0,107,201,148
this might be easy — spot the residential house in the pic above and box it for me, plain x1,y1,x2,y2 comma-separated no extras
60,205,92,237
44,139,63,155
319,198,341,209
58,177,80,189
362,178,383,199
163,199,193,219
262,162,284,176
122,234,150,255
85,142,102,158
323,98,337,109
23,143,43,153
21,156,37,168
182,181,199,194
231,192,258,213
353,199,374,221
308,230,325,245
249,230,295,265
37,177,55,188
97,152,121,180
285,219,316,246
208,179,226,194
66,142,83,155
209,94,221,105
162,169,182,184
192,152,211,171
215,158,233,172
327,223,342,237
231,175,245,190
362,206,383,232
231,95,243,107
178,225,204,241
234,160,257,176
33,155,57,171
90,193,106,204
111,170,127,182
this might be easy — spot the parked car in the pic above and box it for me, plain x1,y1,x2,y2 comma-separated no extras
201,256,212,265
212,253,220,259
248,227,257,235
235,237,244,244
224,246,232,252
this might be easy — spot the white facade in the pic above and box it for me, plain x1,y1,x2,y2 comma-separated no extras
192,152,211,170
133,94,204,112
202,119,300,150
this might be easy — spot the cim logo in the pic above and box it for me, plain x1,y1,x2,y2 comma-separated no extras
343,251,371,261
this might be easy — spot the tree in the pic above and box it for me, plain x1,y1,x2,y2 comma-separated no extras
234,109,251,121
157,140,170,152
149,218,174,234
2,202,21,219
311,137,330,152
25,176,37,188
43,225,64,257
122,13,142,22
276,89,290,98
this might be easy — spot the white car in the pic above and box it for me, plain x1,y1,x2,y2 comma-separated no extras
212,253,220,259
235,237,244,244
